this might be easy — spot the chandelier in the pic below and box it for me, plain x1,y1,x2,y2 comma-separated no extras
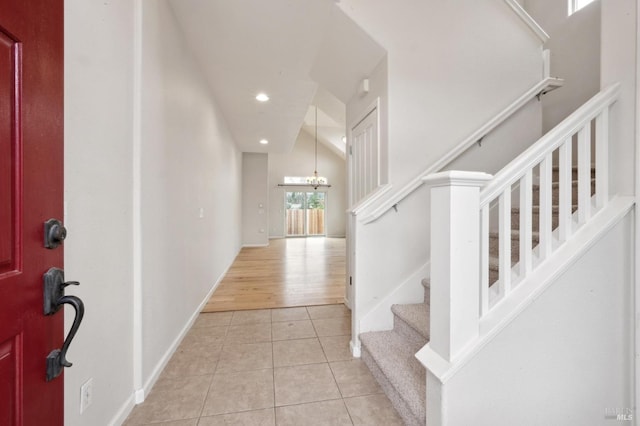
306,106,327,190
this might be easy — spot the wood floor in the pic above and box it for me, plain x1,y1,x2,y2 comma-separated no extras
202,237,346,312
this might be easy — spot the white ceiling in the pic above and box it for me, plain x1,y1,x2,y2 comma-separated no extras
168,0,385,155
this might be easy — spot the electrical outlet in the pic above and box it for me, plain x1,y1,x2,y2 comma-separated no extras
80,378,93,414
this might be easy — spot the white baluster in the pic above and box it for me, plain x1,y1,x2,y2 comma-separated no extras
578,124,592,223
480,204,489,317
519,170,532,277
595,108,609,209
499,189,511,296
539,154,553,259
558,139,573,242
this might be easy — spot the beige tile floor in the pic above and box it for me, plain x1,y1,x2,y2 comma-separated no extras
124,304,403,426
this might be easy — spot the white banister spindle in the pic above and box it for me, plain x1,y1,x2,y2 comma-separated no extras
480,204,490,316
578,124,592,223
498,190,512,294
519,170,532,276
539,154,553,259
558,139,573,242
595,108,609,208
423,171,492,362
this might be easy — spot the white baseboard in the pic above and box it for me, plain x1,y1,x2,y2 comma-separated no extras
107,393,136,426
120,257,235,421
350,339,361,358
242,243,269,248
360,261,430,333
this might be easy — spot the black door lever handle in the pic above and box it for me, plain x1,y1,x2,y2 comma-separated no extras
43,268,86,381
54,295,84,368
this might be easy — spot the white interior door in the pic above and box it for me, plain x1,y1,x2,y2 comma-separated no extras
350,107,379,205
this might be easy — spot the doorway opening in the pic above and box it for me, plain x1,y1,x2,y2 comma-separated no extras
285,191,327,237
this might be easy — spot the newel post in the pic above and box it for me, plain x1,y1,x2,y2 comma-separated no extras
422,171,492,362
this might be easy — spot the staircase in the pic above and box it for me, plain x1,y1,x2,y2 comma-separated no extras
489,167,595,284
359,167,595,426
360,278,430,426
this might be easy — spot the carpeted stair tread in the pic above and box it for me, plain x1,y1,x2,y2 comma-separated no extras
488,255,517,271
391,303,430,340
532,177,594,190
489,230,540,241
360,330,426,423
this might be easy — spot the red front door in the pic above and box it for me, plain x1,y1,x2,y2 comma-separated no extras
0,1,65,425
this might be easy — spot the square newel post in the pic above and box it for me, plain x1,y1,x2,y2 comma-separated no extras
422,171,492,362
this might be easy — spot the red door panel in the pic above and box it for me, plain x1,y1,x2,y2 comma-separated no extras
0,1,64,425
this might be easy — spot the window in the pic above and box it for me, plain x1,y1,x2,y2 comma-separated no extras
283,176,328,185
569,0,596,15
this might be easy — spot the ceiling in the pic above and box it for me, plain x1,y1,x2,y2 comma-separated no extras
168,0,385,156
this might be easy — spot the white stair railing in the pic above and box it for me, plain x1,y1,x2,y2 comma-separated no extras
477,83,619,315
424,84,620,352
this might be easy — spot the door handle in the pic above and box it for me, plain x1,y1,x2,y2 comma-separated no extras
43,268,85,381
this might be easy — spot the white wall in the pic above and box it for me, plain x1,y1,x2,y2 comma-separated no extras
268,131,347,238
441,213,633,425
64,1,135,425
242,153,269,246
340,0,543,190
343,0,547,347
64,1,243,424
601,0,637,197
346,56,388,188
139,0,242,385
524,0,601,132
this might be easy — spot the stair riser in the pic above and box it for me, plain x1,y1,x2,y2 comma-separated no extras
393,314,428,350
489,234,538,259
511,210,559,231
532,180,594,205
361,348,423,426
551,167,595,181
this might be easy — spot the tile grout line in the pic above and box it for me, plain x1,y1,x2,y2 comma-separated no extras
270,307,278,426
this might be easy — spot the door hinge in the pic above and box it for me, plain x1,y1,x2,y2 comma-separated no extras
349,276,352,286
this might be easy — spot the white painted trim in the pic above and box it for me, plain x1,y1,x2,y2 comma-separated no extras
242,243,269,248
107,393,136,426
348,183,392,215
131,251,236,403
503,0,550,43
635,1,640,416
359,77,564,225
347,97,382,210
416,196,635,382
131,0,144,401
350,339,361,358
422,171,493,188
360,261,430,333
480,83,621,207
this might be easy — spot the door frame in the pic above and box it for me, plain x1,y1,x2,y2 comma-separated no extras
283,189,328,237
345,98,380,313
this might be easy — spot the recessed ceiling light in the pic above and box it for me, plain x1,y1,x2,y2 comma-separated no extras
256,93,269,102
259,139,269,145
